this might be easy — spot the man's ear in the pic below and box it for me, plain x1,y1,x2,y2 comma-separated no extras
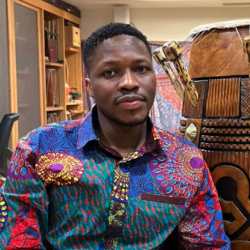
85,78,94,98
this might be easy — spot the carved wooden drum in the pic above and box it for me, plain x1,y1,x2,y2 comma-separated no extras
179,20,250,249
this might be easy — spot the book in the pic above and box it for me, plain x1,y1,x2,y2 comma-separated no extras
47,112,59,124
45,20,58,62
66,111,72,121
46,69,57,107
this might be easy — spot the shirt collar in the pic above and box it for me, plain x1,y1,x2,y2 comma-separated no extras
77,107,98,150
77,105,161,151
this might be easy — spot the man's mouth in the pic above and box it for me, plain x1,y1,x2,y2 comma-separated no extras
116,95,145,110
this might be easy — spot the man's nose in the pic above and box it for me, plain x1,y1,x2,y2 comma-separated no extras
118,69,140,91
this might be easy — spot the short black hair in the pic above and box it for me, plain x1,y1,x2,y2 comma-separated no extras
83,23,151,76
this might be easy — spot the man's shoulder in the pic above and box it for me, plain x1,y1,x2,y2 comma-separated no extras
19,119,83,149
153,128,206,203
156,127,204,168
156,127,199,150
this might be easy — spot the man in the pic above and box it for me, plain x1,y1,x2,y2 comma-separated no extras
0,23,230,249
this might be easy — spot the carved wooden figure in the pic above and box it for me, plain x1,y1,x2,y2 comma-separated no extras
153,47,184,100
162,41,199,107
153,20,250,249
180,20,250,249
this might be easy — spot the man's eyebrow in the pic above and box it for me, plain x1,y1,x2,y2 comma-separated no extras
100,58,150,66
134,58,151,63
100,61,116,66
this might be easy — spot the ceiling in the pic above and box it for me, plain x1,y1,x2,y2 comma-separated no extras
63,0,250,9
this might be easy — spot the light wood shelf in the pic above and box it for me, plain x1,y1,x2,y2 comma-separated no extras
65,46,80,53
8,0,83,148
66,102,80,106
46,106,64,112
70,110,84,115
45,61,63,68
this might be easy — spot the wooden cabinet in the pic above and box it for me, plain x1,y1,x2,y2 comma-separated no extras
7,0,83,147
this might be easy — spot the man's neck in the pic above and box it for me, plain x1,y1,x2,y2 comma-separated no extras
95,111,147,158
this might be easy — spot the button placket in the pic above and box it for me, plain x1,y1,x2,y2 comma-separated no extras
102,162,131,249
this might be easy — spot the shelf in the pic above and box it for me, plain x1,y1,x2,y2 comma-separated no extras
66,102,80,106
65,46,80,53
46,106,64,112
45,61,63,68
70,110,84,116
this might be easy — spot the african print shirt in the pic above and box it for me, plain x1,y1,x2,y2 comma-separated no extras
0,107,230,249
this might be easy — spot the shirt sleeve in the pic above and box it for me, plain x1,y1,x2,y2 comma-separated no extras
178,161,231,250
0,138,49,249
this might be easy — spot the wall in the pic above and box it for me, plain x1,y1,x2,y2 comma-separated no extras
0,0,10,120
81,7,250,41
81,9,113,40
131,7,250,41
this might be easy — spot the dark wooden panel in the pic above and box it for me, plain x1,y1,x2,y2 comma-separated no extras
241,78,250,119
182,80,206,118
202,150,250,247
211,165,250,242
201,135,250,143
200,142,250,151
189,27,249,78
202,119,250,127
205,78,240,118
231,241,250,250
201,150,250,179
200,119,250,151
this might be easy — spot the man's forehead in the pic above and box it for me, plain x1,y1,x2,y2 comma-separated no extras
87,35,151,75
92,35,151,61
96,35,147,52
103,35,140,44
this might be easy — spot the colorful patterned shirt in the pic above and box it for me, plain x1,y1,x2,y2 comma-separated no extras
0,107,230,249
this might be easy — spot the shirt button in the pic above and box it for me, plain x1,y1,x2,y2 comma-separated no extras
116,203,122,210
106,238,112,247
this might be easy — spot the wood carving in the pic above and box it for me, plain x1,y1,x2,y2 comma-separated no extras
162,41,199,107
153,21,250,248
180,21,250,249
241,78,250,118
182,80,207,118
152,47,184,100
189,27,249,78
205,78,240,118
243,36,250,89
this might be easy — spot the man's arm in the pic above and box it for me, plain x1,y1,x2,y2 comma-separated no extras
0,138,49,249
178,161,231,250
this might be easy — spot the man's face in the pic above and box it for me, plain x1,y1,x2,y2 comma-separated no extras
86,35,156,126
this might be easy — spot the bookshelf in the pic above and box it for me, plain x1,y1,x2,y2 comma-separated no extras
65,46,80,53
44,9,83,124
46,107,64,112
66,102,80,106
45,62,63,68
7,0,83,147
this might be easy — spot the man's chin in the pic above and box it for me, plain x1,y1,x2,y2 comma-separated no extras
112,116,148,127
97,107,149,127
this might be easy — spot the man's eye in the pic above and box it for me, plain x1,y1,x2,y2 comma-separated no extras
103,70,116,77
136,66,148,73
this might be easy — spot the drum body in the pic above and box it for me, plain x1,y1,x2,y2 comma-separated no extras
180,24,250,249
